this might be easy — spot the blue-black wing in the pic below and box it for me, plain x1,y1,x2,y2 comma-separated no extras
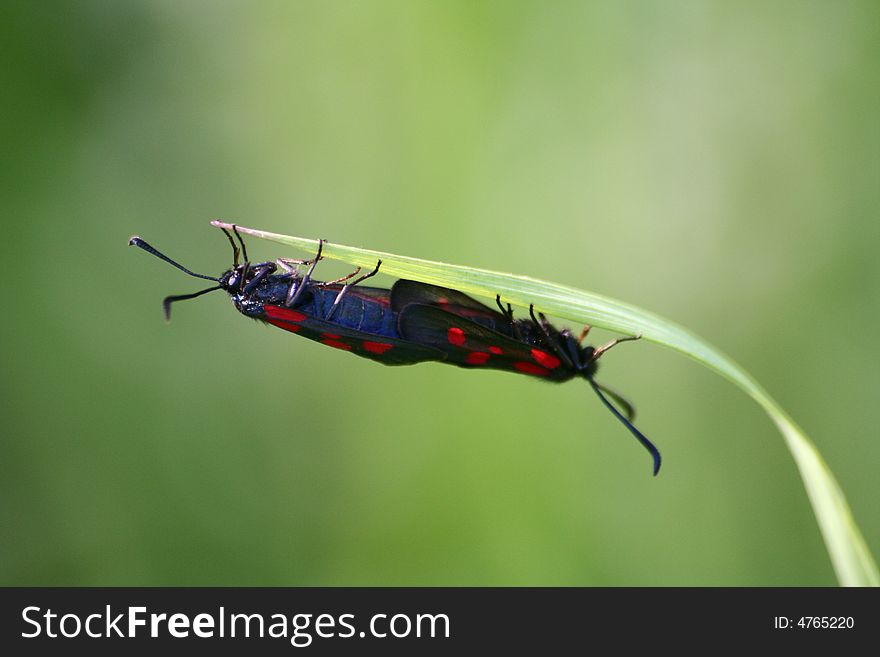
391,280,518,334
398,303,574,381
261,304,446,366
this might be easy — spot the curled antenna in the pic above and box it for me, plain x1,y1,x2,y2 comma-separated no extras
162,286,222,321
589,378,662,476
129,237,219,282
592,381,636,421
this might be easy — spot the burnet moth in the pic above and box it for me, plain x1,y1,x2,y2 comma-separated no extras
130,228,661,475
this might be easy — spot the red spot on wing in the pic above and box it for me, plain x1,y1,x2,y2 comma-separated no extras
264,306,307,323
447,327,466,346
531,349,561,369
514,361,551,377
321,332,341,340
437,297,449,305
465,351,490,365
321,339,352,351
267,319,301,333
488,346,503,355
363,341,393,354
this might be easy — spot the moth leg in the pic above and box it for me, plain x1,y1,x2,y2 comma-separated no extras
349,259,382,285
326,260,382,320
564,333,584,370
219,224,252,287
286,239,324,307
277,257,314,274
313,267,363,286
242,262,277,295
578,325,592,343
278,257,339,286
496,295,522,340
529,304,546,333
592,334,641,361
530,306,563,349
220,224,255,293
529,305,558,337
529,305,576,369
220,227,241,266
231,224,249,262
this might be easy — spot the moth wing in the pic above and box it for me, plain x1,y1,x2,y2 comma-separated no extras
391,280,497,314
391,279,517,333
398,303,572,381
339,285,393,306
261,304,446,366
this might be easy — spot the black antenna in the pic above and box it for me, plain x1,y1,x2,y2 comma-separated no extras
162,286,222,321
589,378,662,476
592,381,636,421
129,237,219,282
129,236,224,320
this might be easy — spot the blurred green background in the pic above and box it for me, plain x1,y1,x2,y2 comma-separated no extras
2,0,877,586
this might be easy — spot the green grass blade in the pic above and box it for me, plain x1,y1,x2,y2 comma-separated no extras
212,221,879,586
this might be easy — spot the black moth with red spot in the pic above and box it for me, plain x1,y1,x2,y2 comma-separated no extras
130,229,661,475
